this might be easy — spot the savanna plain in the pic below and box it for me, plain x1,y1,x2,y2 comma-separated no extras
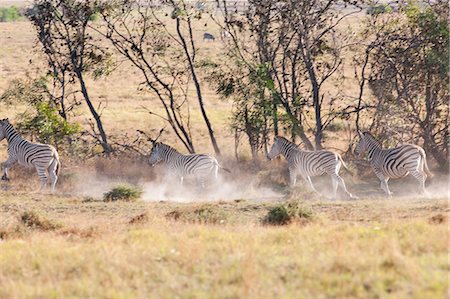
0,2,449,299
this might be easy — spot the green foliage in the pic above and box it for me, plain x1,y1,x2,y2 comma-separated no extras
263,201,314,225
212,61,276,157
405,4,449,76
89,12,100,21
104,185,143,202
0,77,47,106
17,102,80,146
366,4,392,15
264,205,291,225
1,76,81,152
0,6,22,22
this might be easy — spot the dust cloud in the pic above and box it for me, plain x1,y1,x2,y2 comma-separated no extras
69,169,284,202
141,176,283,202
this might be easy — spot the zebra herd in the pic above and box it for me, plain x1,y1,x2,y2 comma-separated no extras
0,118,432,197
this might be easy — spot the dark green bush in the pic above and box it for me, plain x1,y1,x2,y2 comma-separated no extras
263,201,314,225
104,185,143,202
264,205,290,225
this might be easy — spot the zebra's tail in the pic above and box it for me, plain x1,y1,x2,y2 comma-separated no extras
52,149,61,176
420,148,433,177
337,154,353,175
215,160,231,173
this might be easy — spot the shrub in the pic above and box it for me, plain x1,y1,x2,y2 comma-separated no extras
0,6,22,22
263,205,291,225
20,211,61,230
263,201,314,225
103,185,142,202
165,205,228,224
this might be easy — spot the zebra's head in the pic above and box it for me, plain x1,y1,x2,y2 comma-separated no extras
0,118,10,141
267,136,283,160
148,142,163,166
354,131,367,157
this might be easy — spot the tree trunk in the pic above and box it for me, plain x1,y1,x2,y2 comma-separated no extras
76,70,111,154
175,17,221,156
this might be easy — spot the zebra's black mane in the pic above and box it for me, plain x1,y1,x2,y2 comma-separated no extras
362,132,382,147
155,142,180,154
275,136,299,148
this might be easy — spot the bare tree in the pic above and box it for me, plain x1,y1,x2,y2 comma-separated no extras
97,0,222,155
29,0,113,154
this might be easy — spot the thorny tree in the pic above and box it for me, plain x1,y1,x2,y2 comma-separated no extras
214,0,362,153
29,0,113,154
348,0,448,169
96,0,221,155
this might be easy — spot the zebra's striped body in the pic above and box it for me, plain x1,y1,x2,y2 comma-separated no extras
354,131,431,196
148,142,228,187
268,136,355,199
0,119,60,191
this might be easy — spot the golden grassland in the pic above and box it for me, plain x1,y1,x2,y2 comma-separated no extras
0,191,448,298
0,7,449,299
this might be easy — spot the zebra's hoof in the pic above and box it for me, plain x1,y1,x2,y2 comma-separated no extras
1,175,9,181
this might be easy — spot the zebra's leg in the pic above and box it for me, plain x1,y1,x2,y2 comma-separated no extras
36,167,48,192
301,174,319,194
331,175,338,199
288,168,297,187
331,173,355,199
180,176,184,186
379,178,392,197
2,156,17,181
48,158,59,192
410,170,427,194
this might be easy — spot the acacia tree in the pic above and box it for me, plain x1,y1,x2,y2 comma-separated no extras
96,0,221,155
28,0,113,154
215,0,362,152
348,0,448,169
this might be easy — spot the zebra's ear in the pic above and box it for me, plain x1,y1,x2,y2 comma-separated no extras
357,130,363,138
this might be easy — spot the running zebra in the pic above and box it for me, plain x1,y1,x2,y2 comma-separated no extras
148,142,230,187
268,136,355,199
0,118,60,191
354,131,431,196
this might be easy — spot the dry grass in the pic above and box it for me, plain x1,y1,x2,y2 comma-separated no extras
0,192,448,298
0,6,448,299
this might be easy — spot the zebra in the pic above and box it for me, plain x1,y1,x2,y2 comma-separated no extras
148,142,229,187
267,136,356,199
354,131,432,197
0,118,60,192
